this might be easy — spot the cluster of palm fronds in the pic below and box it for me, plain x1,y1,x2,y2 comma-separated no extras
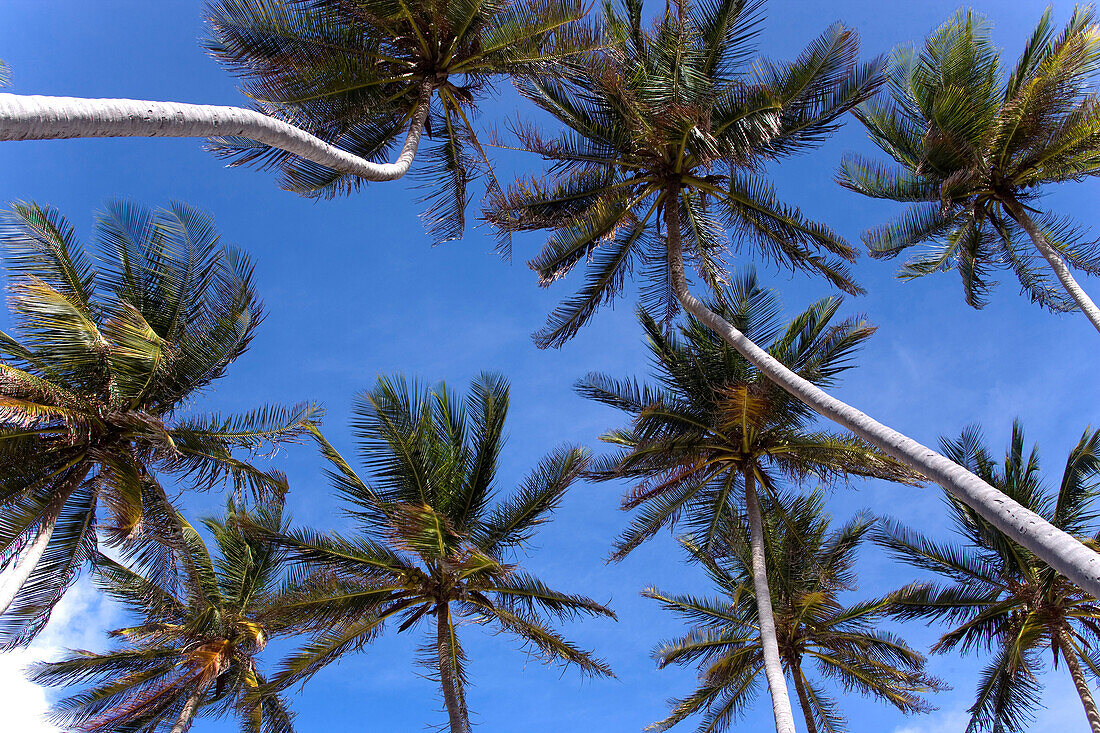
3,1,1100,733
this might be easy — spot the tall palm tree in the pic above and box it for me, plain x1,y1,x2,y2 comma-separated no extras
0,0,595,239
578,271,918,733
253,373,614,732
0,201,319,646
877,421,1100,733
33,499,302,733
483,0,1100,600
840,7,1100,332
645,491,941,733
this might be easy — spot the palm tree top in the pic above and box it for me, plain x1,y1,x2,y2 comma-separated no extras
839,6,1100,311
484,0,883,346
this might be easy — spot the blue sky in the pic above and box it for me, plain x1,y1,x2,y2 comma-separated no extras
1,0,1098,731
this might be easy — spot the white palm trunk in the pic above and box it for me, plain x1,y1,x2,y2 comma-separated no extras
169,682,210,733
661,197,1100,599
744,467,798,733
0,464,90,616
0,83,433,183
1006,200,1100,335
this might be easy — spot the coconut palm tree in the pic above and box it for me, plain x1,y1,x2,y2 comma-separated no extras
577,271,918,733
645,491,941,733
32,498,302,733
0,0,594,239
252,373,614,732
483,0,1100,600
877,421,1100,733
840,7,1100,332
0,201,319,646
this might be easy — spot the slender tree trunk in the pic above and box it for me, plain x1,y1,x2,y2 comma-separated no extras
0,463,91,616
661,187,1100,598
0,82,433,183
169,682,210,733
742,467,798,733
436,603,469,733
790,660,818,733
1059,633,1100,733
1004,200,1100,335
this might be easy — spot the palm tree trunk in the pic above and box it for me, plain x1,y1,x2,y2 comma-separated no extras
1004,199,1100,335
790,660,818,733
0,82,433,183
0,463,91,616
436,603,469,733
744,466,798,733
169,683,209,733
1059,633,1100,733
661,188,1100,599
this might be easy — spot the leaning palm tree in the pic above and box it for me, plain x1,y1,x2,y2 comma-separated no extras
0,201,319,646
578,271,918,733
484,0,1100,599
33,499,301,733
646,491,941,733
0,0,594,239
840,7,1100,332
254,373,614,732
877,421,1100,733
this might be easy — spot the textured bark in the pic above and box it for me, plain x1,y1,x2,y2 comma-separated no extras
790,660,818,733
0,82,433,183
1059,634,1100,733
661,188,1100,599
169,684,208,733
436,603,469,733
744,467,798,733
0,463,91,616
1005,200,1100,335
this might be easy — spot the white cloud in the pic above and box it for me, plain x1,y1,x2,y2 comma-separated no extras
893,709,970,733
0,579,119,733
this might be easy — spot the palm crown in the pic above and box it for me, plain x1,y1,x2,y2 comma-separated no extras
578,270,915,560
33,499,302,733
646,491,940,733
878,420,1100,732
0,201,318,646
484,0,882,347
206,0,595,241
840,7,1100,314
255,373,614,732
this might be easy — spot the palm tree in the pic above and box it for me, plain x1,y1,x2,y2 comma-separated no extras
645,491,941,733
483,0,1100,600
840,7,1100,332
253,373,614,732
0,0,594,239
578,271,918,733
877,421,1100,733
33,499,302,733
0,201,319,646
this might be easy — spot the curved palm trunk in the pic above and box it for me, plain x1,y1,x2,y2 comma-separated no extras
1058,633,1100,733
0,463,91,616
661,190,1100,599
436,603,469,733
169,682,210,733
742,467,798,733
1003,200,1100,335
0,82,433,183
790,660,818,733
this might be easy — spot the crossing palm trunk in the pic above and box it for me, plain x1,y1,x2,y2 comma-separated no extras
743,466,798,733
0,462,91,616
1059,633,1100,733
1003,199,1100,335
0,82,433,183
662,186,1100,599
436,603,469,733
790,661,818,733
169,682,211,733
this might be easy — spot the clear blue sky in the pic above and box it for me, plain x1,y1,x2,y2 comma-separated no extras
1,1,1097,732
